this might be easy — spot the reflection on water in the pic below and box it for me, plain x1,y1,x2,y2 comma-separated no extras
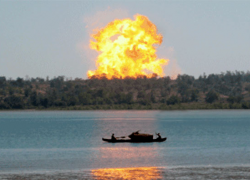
92,167,161,180
90,145,161,169
99,147,158,159
2,166,250,180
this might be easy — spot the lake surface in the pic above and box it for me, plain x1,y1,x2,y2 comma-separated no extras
0,110,250,179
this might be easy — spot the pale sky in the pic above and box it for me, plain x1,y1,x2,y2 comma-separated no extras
1,0,250,80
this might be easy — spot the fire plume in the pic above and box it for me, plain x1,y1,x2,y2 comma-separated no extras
87,14,169,79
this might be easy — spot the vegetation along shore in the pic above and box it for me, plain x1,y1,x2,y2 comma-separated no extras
1,71,250,110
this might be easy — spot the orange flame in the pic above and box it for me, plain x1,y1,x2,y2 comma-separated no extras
87,14,169,79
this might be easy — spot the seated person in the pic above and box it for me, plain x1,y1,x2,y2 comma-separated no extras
111,133,116,140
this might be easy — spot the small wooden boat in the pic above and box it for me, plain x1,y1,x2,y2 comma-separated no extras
102,131,167,143
102,137,167,143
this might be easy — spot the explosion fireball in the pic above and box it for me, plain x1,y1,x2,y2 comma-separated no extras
87,14,169,79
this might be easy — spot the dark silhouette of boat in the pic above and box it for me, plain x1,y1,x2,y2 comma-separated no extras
102,137,167,143
102,131,167,143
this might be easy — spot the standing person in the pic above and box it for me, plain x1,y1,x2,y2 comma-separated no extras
156,133,162,139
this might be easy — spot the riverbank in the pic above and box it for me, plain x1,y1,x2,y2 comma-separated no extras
1,72,250,111
1,102,250,111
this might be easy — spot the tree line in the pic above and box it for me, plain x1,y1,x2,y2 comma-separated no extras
0,71,250,110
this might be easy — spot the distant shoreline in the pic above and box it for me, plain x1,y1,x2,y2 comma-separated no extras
1,72,250,110
1,102,250,111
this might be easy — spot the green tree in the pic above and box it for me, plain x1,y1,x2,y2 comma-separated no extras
16,77,24,87
4,95,24,109
0,76,6,88
40,97,49,108
190,89,199,102
30,91,39,106
227,95,243,104
205,90,218,103
8,87,14,95
167,95,180,105
125,92,133,104
242,102,250,109
66,96,78,106
24,88,31,97
137,91,145,98
78,92,92,105
150,91,156,103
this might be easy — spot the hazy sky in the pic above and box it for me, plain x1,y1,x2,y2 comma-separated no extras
1,0,250,80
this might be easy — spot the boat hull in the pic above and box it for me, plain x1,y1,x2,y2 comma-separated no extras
102,137,167,143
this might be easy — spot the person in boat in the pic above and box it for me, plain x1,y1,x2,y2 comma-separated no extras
156,133,162,140
131,130,140,136
134,130,140,134
111,133,116,140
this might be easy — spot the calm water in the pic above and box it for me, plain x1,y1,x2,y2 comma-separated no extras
0,110,250,179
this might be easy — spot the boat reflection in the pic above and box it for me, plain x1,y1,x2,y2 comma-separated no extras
92,166,162,180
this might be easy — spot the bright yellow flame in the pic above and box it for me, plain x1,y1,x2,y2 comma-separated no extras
92,167,161,180
87,14,169,79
